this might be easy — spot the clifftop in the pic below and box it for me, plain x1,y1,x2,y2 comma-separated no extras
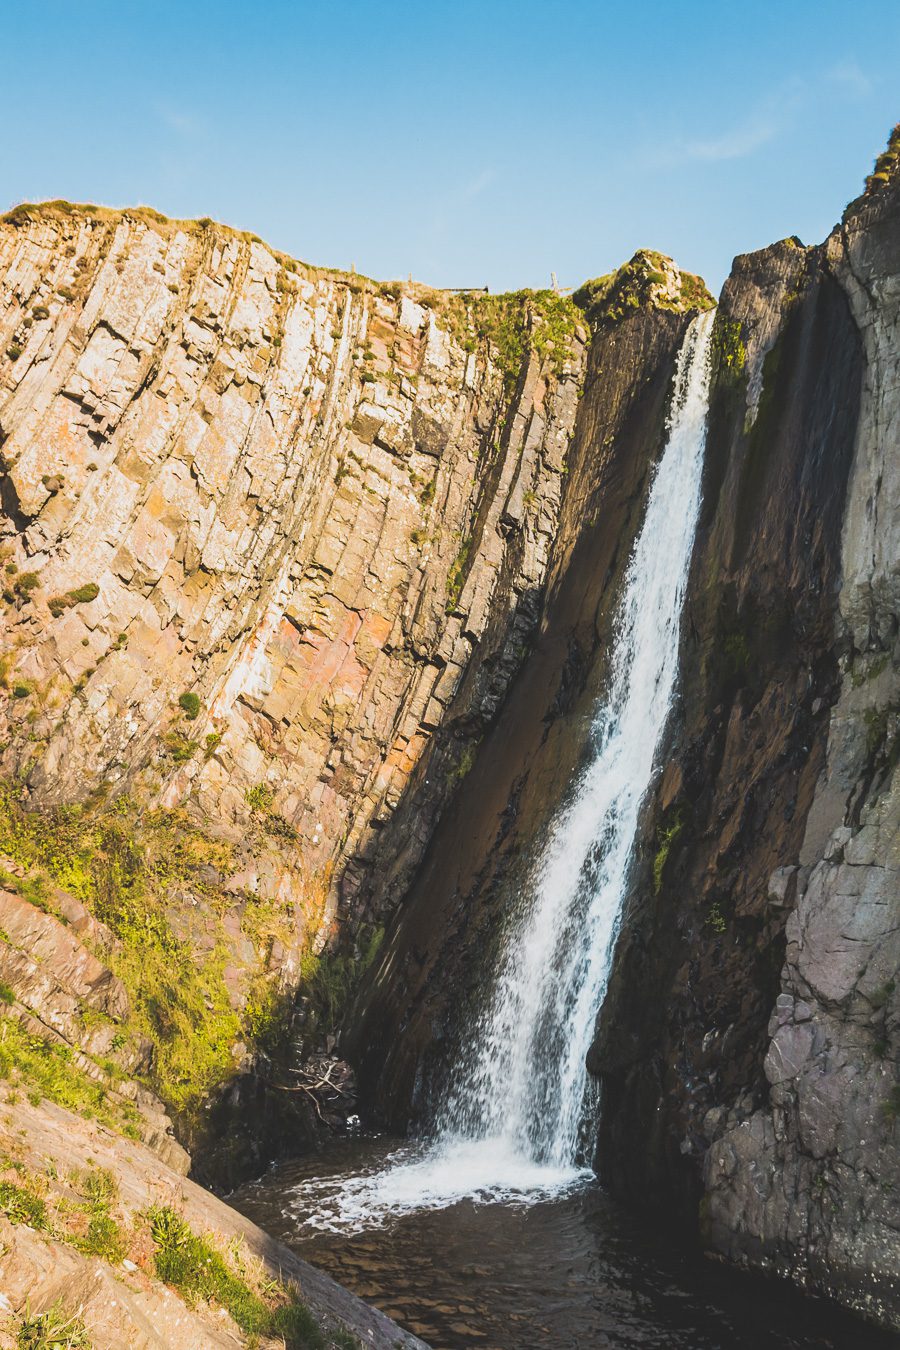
573,249,715,326
0,199,712,346
843,122,900,220
864,121,900,194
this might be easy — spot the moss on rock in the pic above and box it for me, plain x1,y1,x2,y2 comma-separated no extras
574,250,714,328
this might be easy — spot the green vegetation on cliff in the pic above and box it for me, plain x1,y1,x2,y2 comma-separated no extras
0,782,386,1152
148,1205,344,1347
574,250,714,327
0,1020,142,1138
428,285,585,393
652,812,684,895
865,122,900,192
468,289,584,386
711,316,746,377
844,122,900,219
0,788,323,1133
15,1305,91,1349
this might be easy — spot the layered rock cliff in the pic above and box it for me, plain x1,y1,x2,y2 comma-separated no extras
590,145,900,1330
0,127,896,1340
704,152,900,1323
0,203,590,1174
0,203,582,918
347,262,711,1116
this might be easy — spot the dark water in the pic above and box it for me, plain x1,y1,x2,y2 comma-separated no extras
231,1138,895,1350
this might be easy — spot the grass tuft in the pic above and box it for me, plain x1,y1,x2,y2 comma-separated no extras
0,1177,48,1228
148,1206,330,1347
652,813,684,895
16,1303,91,1349
0,1019,142,1137
177,691,201,720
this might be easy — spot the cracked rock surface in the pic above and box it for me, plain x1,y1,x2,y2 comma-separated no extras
0,203,582,999
703,170,900,1331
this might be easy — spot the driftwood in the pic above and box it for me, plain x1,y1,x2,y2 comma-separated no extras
263,1056,356,1123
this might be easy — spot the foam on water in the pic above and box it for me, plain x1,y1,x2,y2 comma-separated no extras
289,1139,590,1235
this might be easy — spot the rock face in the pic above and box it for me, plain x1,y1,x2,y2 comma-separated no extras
348,292,703,1118
590,169,900,1327
0,131,897,1338
0,1092,423,1349
591,235,863,1204
700,168,900,1325
0,203,582,952
0,204,587,1177
351,139,900,1331
0,857,189,1172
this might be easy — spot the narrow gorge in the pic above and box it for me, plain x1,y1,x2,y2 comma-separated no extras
0,126,896,1348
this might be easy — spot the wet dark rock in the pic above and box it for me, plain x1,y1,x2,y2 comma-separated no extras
349,141,900,1334
592,180,900,1330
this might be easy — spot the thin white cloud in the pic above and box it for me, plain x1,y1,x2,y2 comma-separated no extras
458,168,495,203
649,63,871,171
826,60,874,99
429,168,496,240
151,104,211,193
156,105,206,138
681,115,779,163
645,88,796,170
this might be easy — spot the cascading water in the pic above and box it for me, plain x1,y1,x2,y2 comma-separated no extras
292,309,716,1232
439,307,716,1169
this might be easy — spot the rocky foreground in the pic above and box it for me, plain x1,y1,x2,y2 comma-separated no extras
0,856,421,1347
0,1090,422,1348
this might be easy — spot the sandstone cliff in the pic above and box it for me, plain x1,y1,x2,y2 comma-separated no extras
347,268,709,1117
0,203,592,1173
0,203,583,921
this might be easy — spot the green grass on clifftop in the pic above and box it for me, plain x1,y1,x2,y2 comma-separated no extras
465,289,584,388
864,122,900,193
844,122,900,219
574,249,714,327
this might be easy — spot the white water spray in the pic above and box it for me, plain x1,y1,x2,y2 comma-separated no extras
294,309,716,1232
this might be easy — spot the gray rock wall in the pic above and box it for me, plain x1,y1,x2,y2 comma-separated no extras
703,177,900,1331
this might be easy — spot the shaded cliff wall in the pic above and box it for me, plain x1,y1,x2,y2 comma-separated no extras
348,295,701,1123
591,238,862,1200
701,168,900,1327
593,173,900,1327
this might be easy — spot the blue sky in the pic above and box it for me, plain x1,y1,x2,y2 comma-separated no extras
2,1,897,295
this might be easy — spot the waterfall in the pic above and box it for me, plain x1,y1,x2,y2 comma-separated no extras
437,307,716,1167
295,309,716,1230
